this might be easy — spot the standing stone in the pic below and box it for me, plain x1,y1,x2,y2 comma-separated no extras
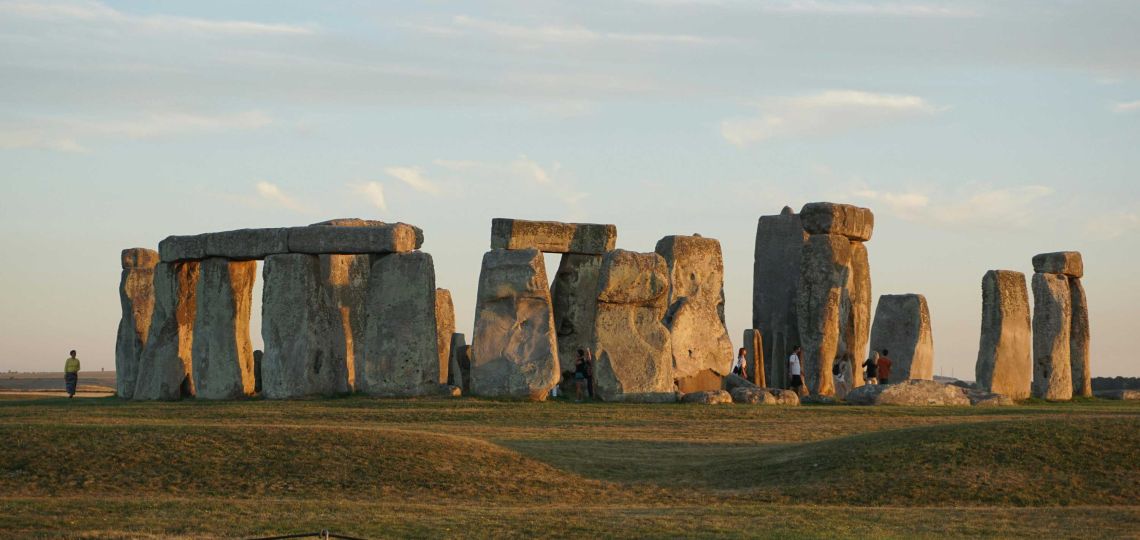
319,254,372,390
133,262,200,400
869,294,934,381
261,254,350,398
656,235,733,392
841,241,872,386
448,333,469,391
1069,278,1091,397
551,253,604,384
434,289,455,384
116,248,159,399
591,250,675,402
753,207,808,389
358,252,441,397
796,233,852,396
192,258,257,400
1032,272,1073,400
470,249,559,400
975,270,1032,400
743,329,766,387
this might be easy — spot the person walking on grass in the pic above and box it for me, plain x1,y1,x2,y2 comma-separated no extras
64,350,80,398
574,349,590,402
877,349,893,385
788,345,804,395
862,352,879,385
731,347,748,379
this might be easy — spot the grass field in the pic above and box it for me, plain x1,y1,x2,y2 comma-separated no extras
2,395,1139,539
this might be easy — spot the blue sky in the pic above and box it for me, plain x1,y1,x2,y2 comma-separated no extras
1,0,1137,377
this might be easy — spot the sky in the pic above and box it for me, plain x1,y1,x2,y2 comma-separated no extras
1,0,1138,377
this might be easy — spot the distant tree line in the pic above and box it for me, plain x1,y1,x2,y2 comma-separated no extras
1091,377,1140,391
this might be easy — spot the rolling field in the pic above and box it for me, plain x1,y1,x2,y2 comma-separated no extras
2,395,1139,539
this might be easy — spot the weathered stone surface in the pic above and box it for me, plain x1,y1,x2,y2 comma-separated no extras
769,388,801,405
470,249,559,400
490,218,616,254
845,380,970,406
448,333,469,391
840,241,872,386
681,390,732,404
115,249,158,399
1032,272,1073,400
656,235,733,392
869,294,934,381
312,218,424,249
743,329,766,387
753,207,808,389
1095,389,1140,400
551,253,603,379
201,228,289,260
434,289,455,385
1032,251,1083,278
133,262,199,400
964,389,1015,407
159,234,205,262
591,250,675,402
319,254,372,390
796,234,852,397
799,202,875,241
731,386,777,404
1069,278,1091,397
723,373,756,391
975,270,1032,400
358,252,441,397
192,258,257,400
260,254,351,398
288,223,419,254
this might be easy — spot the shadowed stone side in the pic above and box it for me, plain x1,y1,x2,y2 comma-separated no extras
435,289,455,385
470,249,559,400
116,248,158,399
134,262,199,400
743,329,766,387
311,218,424,249
591,250,675,402
753,207,807,389
869,294,934,381
358,252,441,397
975,270,1032,400
796,234,852,396
799,202,875,241
1069,277,1091,397
192,258,257,400
1032,251,1083,278
490,218,616,254
288,223,419,255
1032,272,1073,400
551,253,603,381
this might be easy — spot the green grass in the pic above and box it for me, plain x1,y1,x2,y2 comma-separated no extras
2,396,1139,538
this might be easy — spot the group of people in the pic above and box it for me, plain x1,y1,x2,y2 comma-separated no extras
780,346,893,398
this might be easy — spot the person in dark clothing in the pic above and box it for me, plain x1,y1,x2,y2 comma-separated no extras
574,349,590,402
862,352,879,385
585,348,595,398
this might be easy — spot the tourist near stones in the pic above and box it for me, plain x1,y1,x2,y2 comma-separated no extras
114,208,1094,405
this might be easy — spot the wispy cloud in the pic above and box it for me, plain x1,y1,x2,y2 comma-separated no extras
0,110,273,153
351,181,388,211
763,1,978,18
1085,211,1139,238
413,15,720,47
255,181,312,213
434,155,587,206
722,90,944,146
1112,100,1140,113
851,183,1054,229
384,166,441,195
0,130,88,153
0,0,315,36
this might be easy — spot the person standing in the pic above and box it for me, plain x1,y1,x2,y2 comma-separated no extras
877,349,893,385
573,349,590,402
835,352,851,399
862,352,879,385
788,346,804,395
731,347,748,379
64,350,80,399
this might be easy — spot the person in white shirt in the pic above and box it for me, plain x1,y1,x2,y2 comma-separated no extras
731,347,748,379
788,345,804,394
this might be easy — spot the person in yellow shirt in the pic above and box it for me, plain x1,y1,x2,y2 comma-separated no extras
64,350,80,398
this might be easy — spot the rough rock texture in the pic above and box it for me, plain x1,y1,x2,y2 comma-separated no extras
551,253,603,378
845,380,970,406
796,234,852,397
869,294,934,381
1032,251,1084,278
840,241,872,386
731,387,777,404
358,252,441,397
133,262,199,400
743,329,766,387
288,223,419,254
722,373,755,391
490,218,616,254
203,228,289,260
1095,389,1140,400
434,289,455,385
448,333,469,391
312,218,424,249
656,235,733,392
470,249,559,400
591,250,675,402
964,389,1015,407
319,254,372,390
975,270,1032,400
115,248,158,399
260,254,351,398
753,207,808,389
1069,278,1091,397
681,390,732,404
191,258,257,400
159,234,206,262
769,388,801,405
1032,272,1073,400
799,202,874,242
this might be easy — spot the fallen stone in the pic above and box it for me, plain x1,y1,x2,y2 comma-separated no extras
743,329,767,387
723,373,757,392
133,261,199,400
768,388,801,405
796,234,852,397
1095,389,1140,400
551,253,603,381
1032,272,1073,400
490,218,616,254
964,389,1015,407
1032,251,1083,278
116,248,158,399
731,386,777,404
975,270,1032,400
434,289,455,385
592,250,675,402
869,294,934,381
311,218,424,249
358,251,441,397
203,228,289,259
681,390,732,405
799,202,875,241
158,234,206,262
470,249,559,400
192,258,257,399
287,223,419,254
1069,278,1091,397
845,380,970,406
753,207,808,389
800,394,838,404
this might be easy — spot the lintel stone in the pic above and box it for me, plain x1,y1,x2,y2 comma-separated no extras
490,218,616,254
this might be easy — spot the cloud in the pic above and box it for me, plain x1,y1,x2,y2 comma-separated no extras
421,15,720,47
351,181,388,211
721,90,943,146
851,184,1055,229
0,130,88,153
1084,211,1139,238
384,166,441,195
763,1,978,18
0,1,315,36
1112,100,1140,113
255,181,311,213
0,110,273,153
434,155,587,206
